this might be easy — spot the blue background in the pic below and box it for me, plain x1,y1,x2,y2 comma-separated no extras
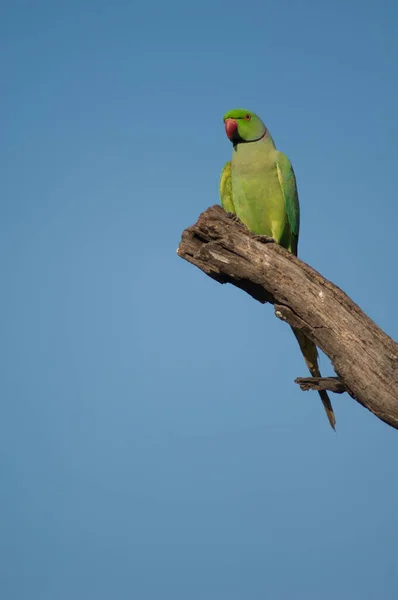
1,1,398,598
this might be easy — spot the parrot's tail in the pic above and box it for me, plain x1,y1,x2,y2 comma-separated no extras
291,327,336,431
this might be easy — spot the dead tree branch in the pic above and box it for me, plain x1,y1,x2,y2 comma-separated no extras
295,377,348,394
177,205,398,429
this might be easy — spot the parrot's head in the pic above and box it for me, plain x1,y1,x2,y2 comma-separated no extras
223,108,267,144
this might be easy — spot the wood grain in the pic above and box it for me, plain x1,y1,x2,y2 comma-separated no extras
177,205,398,429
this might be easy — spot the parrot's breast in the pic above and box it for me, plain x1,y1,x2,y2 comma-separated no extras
231,140,287,238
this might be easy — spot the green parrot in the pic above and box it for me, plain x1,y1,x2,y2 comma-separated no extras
220,108,336,430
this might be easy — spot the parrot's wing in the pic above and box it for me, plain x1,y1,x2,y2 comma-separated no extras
220,161,235,213
276,152,300,256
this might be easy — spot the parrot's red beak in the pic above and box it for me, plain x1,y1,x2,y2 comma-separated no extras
225,118,238,140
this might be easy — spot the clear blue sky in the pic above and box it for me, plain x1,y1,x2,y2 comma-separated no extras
1,1,398,598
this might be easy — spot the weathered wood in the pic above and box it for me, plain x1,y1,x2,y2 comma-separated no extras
177,205,398,430
295,377,347,394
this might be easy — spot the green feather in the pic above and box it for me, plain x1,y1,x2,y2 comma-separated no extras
275,153,300,256
220,161,235,213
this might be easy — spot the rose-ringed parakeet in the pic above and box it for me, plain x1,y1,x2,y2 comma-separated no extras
220,108,336,430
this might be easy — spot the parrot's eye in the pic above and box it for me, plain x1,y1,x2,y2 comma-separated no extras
244,114,251,121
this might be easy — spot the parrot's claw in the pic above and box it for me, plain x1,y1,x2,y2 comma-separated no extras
253,234,276,244
227,213,275,243
227,212,244,224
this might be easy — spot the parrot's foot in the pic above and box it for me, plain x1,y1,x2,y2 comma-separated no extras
227,212,244,225
253,234,276,244
226,213,275,244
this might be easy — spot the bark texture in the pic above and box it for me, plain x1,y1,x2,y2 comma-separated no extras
177,205,398,429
